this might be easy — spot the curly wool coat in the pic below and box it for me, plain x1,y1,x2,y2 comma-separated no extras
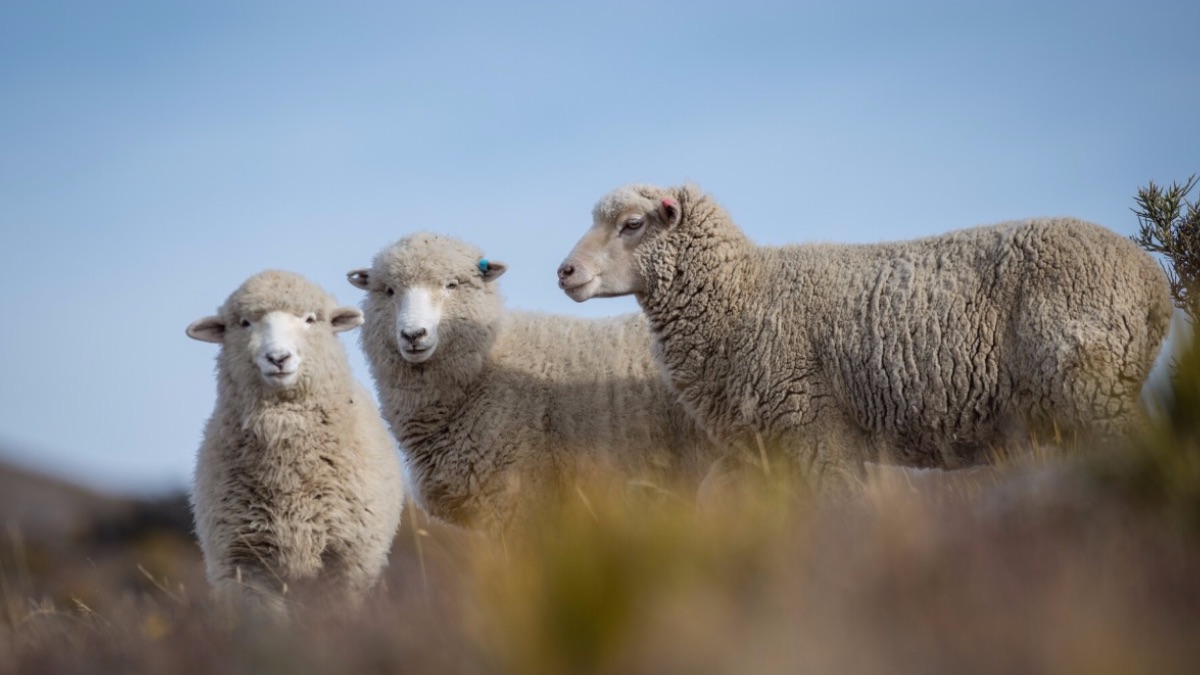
351,233,718,531
568,184,1171,491
189,270,403,612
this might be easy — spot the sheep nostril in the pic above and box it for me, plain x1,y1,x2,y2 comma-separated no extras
266,351,291,367
557,263,575,280
400,327,427,343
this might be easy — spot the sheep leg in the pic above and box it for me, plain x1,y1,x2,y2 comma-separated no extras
698,418,867,507
694,452,815,515
210,568,289,621
695,454,750,516
780,416,867,500
317,546,381,609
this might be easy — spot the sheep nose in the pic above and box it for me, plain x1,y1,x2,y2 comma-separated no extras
557,262,575,280
266,350,292,367
400,327,427,342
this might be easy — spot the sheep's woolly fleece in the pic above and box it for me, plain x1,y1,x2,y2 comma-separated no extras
189,270,403,612
561,184,1172,492
351,232,718,532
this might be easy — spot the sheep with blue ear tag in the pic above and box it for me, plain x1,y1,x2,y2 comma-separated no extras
348,232,721,532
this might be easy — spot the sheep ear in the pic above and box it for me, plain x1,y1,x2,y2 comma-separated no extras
347,269,371,290
187,316,226,343
330,306,364,333
481,259,507,282
657,196,682,227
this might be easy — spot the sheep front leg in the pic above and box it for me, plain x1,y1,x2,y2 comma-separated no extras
782,416,867,500
695,453,753,516
211,568,289,622
322,538,396,609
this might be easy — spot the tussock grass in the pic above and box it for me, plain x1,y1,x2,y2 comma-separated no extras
5,353,1200,674
1093,327,1200,534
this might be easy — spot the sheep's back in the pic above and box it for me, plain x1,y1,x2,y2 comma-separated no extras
491,312,710,476
812,227,1015,459
804,218,1164,460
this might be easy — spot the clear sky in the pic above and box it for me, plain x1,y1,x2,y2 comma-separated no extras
1,0,1197,494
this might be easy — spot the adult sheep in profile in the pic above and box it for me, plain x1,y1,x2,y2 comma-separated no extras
557,184,1172,494
187,270,404,614
347,232,718,532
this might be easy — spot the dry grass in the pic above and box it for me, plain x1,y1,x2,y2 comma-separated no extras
4,340,1200,674
2,456,1198,675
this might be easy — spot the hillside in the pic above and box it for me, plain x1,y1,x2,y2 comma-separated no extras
0,455,192,544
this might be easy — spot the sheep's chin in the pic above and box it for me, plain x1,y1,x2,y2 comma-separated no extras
563,276,602,303
260,370,300,389
400,345,437,364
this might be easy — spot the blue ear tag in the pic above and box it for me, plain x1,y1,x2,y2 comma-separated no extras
478,258,489,273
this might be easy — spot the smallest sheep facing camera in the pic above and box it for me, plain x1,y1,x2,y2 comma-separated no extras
188,270,404,617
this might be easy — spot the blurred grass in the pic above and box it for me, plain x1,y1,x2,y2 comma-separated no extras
4,348,1200,674
1093,325,1200,533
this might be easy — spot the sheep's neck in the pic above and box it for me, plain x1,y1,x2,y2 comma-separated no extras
637,210,760,445
638,201,754,332
383,357,485,527
204,394,352,491
393,348,482,405
216,366,353,439
380,350,486,470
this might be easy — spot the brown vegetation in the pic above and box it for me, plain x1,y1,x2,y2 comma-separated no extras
3,436,1200,675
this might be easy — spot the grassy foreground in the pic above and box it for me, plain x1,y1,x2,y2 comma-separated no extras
2,460,1198,675
5,343,1200,674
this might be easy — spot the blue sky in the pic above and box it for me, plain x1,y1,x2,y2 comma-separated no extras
1,0,1197,494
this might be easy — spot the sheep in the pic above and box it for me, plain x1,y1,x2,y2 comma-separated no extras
557,183,1173,495
1140,308,1193,418
347,232,718,531
187,270,404,614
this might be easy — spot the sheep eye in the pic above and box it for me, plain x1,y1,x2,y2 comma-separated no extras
446,281,459,290
621,218,644,234
305,314,317,324
240,319,251,329
385,286,395,297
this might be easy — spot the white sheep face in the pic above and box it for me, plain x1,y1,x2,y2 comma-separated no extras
245,311,314,388
394,286,444,363
188,302,364,390
558,187,681,302
347,240,508,367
